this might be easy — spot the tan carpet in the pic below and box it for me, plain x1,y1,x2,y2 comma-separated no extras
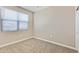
0,38,77,53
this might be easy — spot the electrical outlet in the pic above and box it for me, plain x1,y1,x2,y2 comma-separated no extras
50,34,53,38
50,33,54,40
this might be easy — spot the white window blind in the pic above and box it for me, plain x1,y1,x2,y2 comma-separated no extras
0,7,29,32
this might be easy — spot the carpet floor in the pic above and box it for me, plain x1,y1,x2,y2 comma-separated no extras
0,38,77,53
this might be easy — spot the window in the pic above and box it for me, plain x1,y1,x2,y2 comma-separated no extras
19,13,29,31
0,7,29,32
3,20,17,31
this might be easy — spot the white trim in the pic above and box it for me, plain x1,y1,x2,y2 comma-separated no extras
0,36,33,48
0,35,77,52
34,36,78,51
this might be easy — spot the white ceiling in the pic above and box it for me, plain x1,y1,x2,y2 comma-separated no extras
21,6,49,12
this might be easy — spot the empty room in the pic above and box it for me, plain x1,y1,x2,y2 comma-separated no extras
0,6,78,53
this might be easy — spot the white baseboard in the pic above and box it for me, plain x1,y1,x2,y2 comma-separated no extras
0,35,77,51
0,36,33,48
34,36,77,51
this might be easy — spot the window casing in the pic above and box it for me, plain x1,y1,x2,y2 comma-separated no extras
0,7,29,32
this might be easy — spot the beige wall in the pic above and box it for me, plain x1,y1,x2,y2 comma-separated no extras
34,6,75,47
0,6,75,48
0,6,33,46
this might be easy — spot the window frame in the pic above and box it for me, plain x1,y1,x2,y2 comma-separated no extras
0,7,29,32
